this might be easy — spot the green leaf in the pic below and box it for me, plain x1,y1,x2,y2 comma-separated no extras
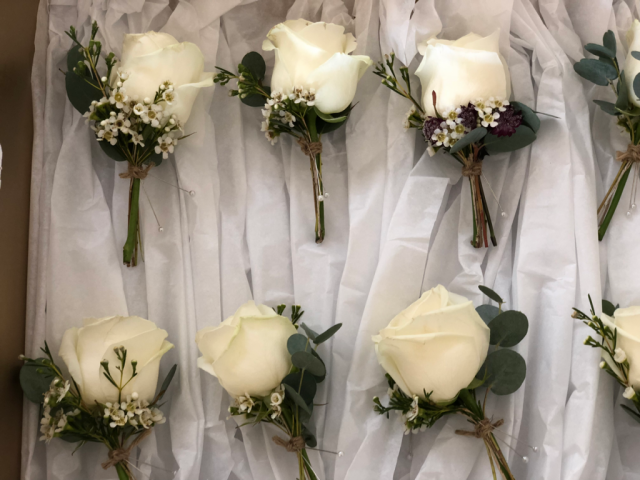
617,71,629,111
155,365,177,402
20,360,54,404
484,125,536,155
310,350,326,383
488,311,529,347
621,404,640,423
632,52,640,61
98,140,127,162
633,73,640,100
291,351,326,377
301,425,317,448
603,31,616,57
241,93,267,108
299,323,318,341
282,372,317,405
449,127,487,154
478,285,504,304
241,52,266,81
573,58,617,86
593,100,619,115
67,45,86,73
282,384,312,413
314,106,347,123
467,377,485,390
66,71,102,114
512,101,540,133
483,349,526,395
476,304,500,325
287,334,311,355
584,43,615,59
313,323,342,345
317,105,352,134
602,300,617,317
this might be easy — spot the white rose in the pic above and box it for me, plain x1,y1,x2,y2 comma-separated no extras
196,301,298,397
262,19,373,114
373,285,490,403
113,31,214,123
59,316,174,406
602,306,640,389
626,20,640,106
415,30,510,117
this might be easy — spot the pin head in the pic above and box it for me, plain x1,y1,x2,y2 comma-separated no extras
189,190,196,197
501,211,507,217
158,227,164,233
522,456,529,464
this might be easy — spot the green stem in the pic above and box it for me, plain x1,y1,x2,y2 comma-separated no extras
598,167,631,241
115,463,131,480
306,110,325,244
479,180,497,247
301,448,319,480
123,177,140,266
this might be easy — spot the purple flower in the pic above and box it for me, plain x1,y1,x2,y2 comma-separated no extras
457,103,479,131
489,105,522,137
422,117,444,142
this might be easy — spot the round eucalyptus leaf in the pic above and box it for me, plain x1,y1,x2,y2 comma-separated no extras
602,300,617,317
291,351,326,377
478,285,503,304
603,31,617,57
573,58,617,86
302,425,317,448
476,304,500,325
593,100,619,116
449,127,487,154
66,72,102,115
20,362,53,404
584,43,615,59
632,52,640,61
485,125,536,155
240,93,266,108
485,349,526,395
511,101,540,133
616,71,629,110
241,52,266,81
633,73,640,100
282,383,312,413
287,334,311,355
282,372,317,405
488,311,529,347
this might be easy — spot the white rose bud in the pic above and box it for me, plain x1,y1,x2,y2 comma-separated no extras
373,285,490,403
112,32,214,123
602,306,640,390
626,20,640,106
196,301,297,397
415,30,510,117
623,386,637,400
58,316,173,407
262,19,372,114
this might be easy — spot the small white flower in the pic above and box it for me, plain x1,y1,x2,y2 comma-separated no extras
161,80,174,90
451,123,467,139
406,396,420,422
473,98,492,114
97,128,119,146
142,104,163,127
109,410,128,428
265,129,278,146
279,111,296,128
270,404,282,419
109,88,129,109
431,128,450,147
133,103,146,116
117,70,129,81
130,132,145,147
304,88,316,107
481,111,499,128
155,134,175,159
599,361,606,369
270,385,284,407
162,89,176,105
39,407,67,443
491,97,509,112
110,112,131,134
614,348,627,363
443,107,462,127
236,394,255,413
623,386,637,400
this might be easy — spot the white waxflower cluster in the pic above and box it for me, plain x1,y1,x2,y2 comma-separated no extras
269,385,285,420
103,392,166,430
85,70,183,158
43,377,70,406
260,86,316,145
234,393,256,413
39,405,79,443
472,97,509,128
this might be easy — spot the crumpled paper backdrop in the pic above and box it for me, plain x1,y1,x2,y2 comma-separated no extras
23,0,632,479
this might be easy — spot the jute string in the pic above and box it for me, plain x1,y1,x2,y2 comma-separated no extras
298,138,323,157
462,162,482,177
272,435,306,453
101,428,152,470
119,163,154,180
455,418,504,439
616,143,640,163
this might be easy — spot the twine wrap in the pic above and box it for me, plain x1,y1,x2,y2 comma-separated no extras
616,143,640,164
298,138,323,157
101,428,152,470
119,163,155,180
272,435,306,453
455,418,504,439
461,162,482,177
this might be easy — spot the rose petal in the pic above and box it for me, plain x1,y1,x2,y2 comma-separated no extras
121,340,174,402
121,32,180,64
195,323,239,364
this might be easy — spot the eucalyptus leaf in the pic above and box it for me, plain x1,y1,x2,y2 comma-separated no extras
573,58,617,86
621,404,640,424
282,384,312,413
584,43,615,59
484,125,536,154
291,351,326,377
241,52,266,81
467,377,484,390
310,350,326,383
593,100,619,115
301,425,317,448
317,105,351,134
449,127,487,154
67,45,87,73
66,71,102,114
603,31,617,57
633,73,640,100
484,349,526,395
287,334,311,355
282,372,317,404
314,323,342,345
602,299,617,317
155,364,177,402
299,323,318,341
98,140,127,162
476,304,500,325
314,106,347,123
488,311,529,347
20,360,54,404
512,101,540,133
633,52,640,61
617,71,629,111
240,93,267,108
478,285,504,304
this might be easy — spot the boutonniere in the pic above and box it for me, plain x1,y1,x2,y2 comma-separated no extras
573,26,640,240
196,301,342,480
20,316,176,480
376,31,541,248
214,19,372,243
64,22,214,266
575,299,640,421
373,285,533,480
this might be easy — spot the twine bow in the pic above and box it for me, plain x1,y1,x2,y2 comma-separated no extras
298,138,323,157
616,143,640,164
101,428,152,470
272,435,306,453
461,162,483,177
119,163,155,180
455,418,504,439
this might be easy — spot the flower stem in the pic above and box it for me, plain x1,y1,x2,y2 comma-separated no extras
306,110,325,243
123,177,141,266
598,166,631,241
479,180,497,246
115,463,131,480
